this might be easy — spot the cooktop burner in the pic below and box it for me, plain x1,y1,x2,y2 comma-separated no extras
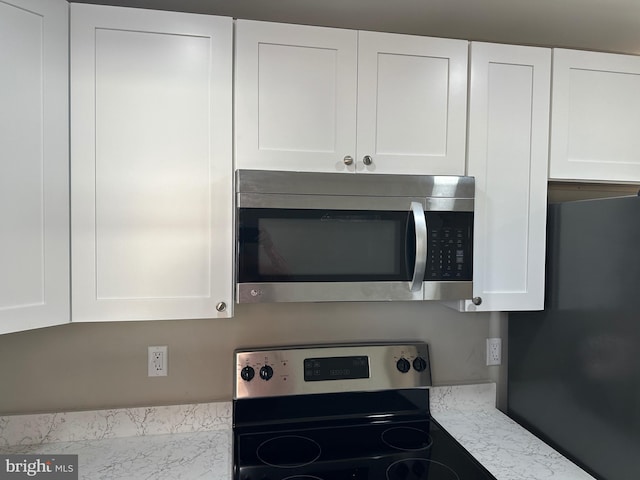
387,459,460,480
256,435,321,468
382,426,433,451
233,343,497,480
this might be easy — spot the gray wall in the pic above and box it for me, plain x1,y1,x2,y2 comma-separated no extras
0,301,494,415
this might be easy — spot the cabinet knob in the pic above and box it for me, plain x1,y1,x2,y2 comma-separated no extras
363,155,373,166
343,155,354,166
216,302,227,312
472,297,482,306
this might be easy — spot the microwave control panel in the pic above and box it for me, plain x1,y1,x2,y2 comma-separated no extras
425,212,473,281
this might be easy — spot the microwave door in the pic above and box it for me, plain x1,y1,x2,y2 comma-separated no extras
236,201,426,303
409,201,427,292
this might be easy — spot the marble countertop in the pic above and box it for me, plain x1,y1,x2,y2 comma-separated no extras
0,384,595,480
0,403,231,480
430,384,595,480
1,431,230,480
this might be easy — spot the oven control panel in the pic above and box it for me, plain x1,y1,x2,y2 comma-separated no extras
234,342,431,399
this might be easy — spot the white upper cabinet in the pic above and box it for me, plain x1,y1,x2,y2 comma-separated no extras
0,0,70,334
462,42,551,312
235,20,468,175
235,21,358,173
356,31,467,175
550,49,640,183
71,5,234,321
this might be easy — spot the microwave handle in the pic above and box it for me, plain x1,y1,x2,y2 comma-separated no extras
410,201,427,292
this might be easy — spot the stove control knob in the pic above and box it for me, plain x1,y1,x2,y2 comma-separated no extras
396,358,411,373
240,366,255,382
412,357,427,372
259,365,274,381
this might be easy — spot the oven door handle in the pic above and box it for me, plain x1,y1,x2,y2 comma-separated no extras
410,201,427,292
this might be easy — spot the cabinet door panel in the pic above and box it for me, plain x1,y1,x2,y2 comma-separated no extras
235,20,358,172
0,0,69,334
357,32,468,175
72,5,233,320
376,53,448,155
550,49,640,182
257,43,339,153
94,29,211,300
464,42,550,312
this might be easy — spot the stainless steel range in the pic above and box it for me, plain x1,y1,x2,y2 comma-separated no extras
232,342,497,480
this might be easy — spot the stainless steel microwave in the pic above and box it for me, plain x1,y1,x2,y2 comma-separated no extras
235,170,474,303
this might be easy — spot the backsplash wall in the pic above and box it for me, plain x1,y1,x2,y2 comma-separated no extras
0,302,494,415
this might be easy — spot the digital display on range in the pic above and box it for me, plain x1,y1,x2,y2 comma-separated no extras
304,356,370,381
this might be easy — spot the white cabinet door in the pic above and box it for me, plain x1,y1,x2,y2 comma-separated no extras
356,31,467,175
235,20,358,173
0,0,69,334
462,42,550,312
550,49,640,183
71,5,233,321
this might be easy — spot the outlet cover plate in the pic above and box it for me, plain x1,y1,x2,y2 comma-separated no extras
486,338,502,366
148,345,168,376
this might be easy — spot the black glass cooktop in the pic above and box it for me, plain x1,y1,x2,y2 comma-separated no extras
233,390,497,480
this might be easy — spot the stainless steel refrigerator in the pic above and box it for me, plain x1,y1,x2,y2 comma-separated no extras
508,195,640,480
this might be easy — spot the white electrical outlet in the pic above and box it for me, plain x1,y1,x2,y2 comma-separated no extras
486,338,502,366
148,346,168,376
